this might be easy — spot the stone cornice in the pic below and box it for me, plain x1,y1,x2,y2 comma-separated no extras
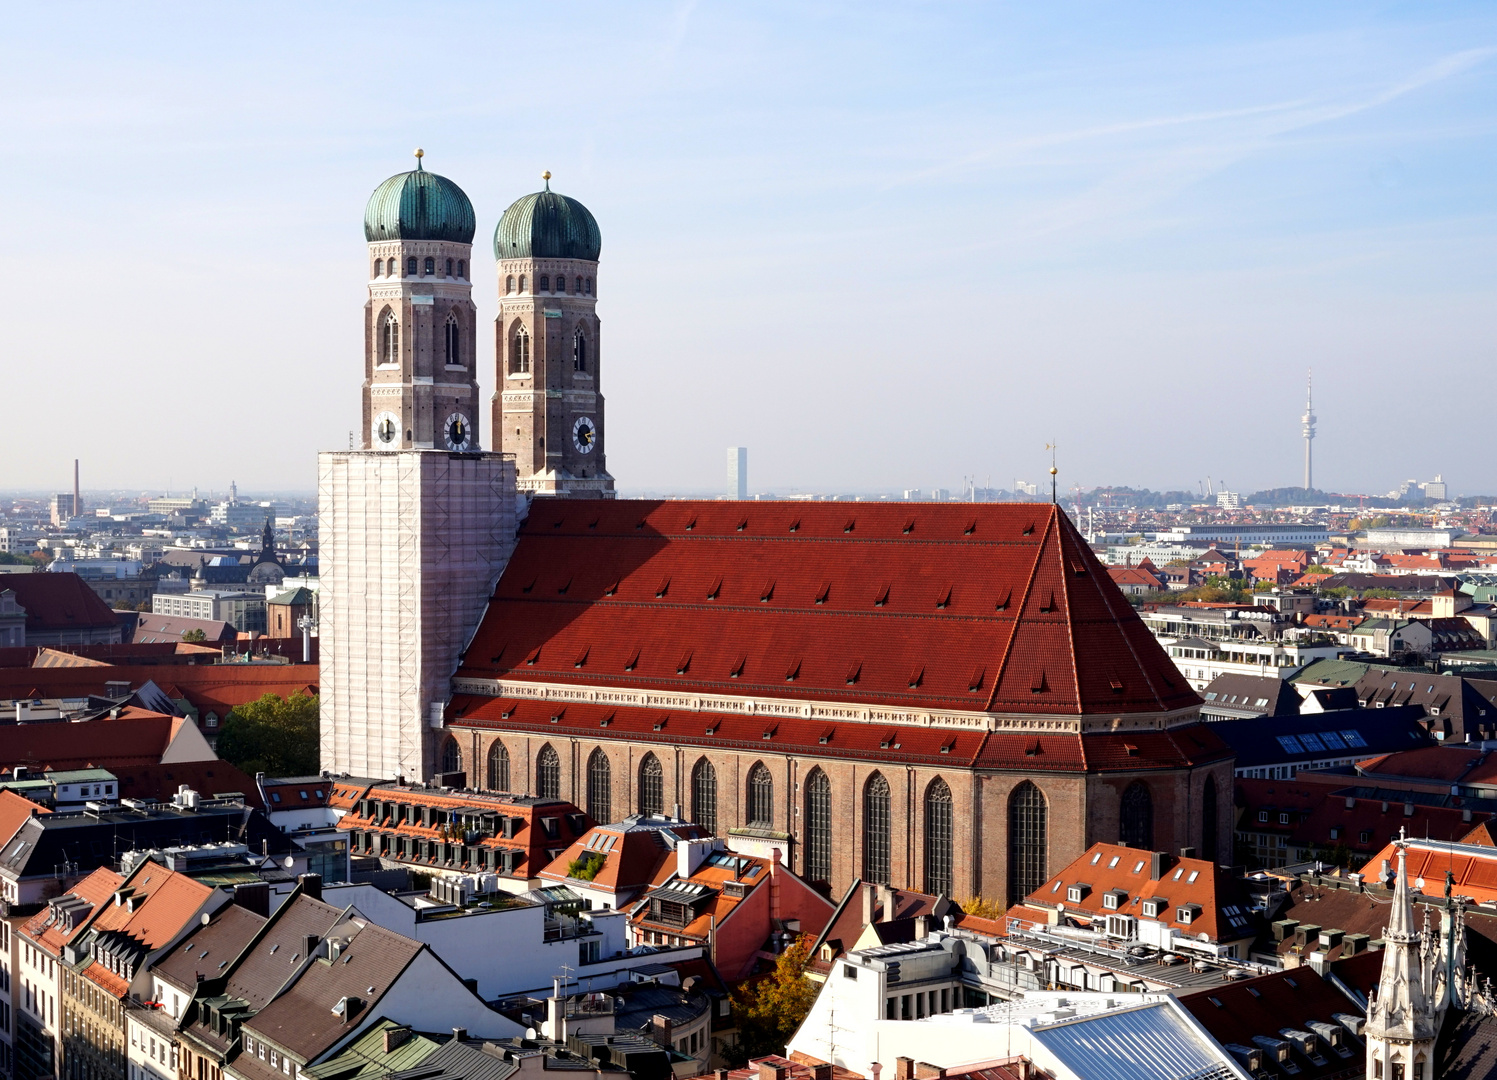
448,675,1199,734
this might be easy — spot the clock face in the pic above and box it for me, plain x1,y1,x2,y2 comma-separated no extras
444,412,473,452
572,416,596,454
373,412,400,449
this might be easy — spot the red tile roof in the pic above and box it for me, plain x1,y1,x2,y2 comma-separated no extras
1,573,118,632
1180,966,1363,1079
539,820,702,896
1024,842,1257,943
1357,838,1497,905
0,664,318,717
23,867,122,953
0,788,48,841
455,501,1198,718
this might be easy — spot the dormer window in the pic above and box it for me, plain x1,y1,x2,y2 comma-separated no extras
1103,889,1127,910
1066,883,1091,904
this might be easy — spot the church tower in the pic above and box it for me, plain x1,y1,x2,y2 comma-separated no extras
1366,842,1439,1080
492,174,614,498
319,153,516,782
362,150,483,452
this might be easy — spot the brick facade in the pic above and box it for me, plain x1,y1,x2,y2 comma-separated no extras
445,727,1230,906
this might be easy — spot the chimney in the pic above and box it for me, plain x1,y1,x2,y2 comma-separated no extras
234,882,270,918
757,1064,788,1080
383,1027,411,1053
652,1014,674,1049
915,1066,946,1080
451,1028,467,1043
878,883,895,922
1464,808,1473,823
716,1072,731,1080
896,1057,915,1080
298,873,323,900
1404,802,1415,818
304,934,320,958
862,883,874,927
813,1066,834,1080
1149,851,1165,881
1179,847,1196,860
915,915,928,939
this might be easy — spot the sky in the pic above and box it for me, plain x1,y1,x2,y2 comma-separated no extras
1,2,1494,499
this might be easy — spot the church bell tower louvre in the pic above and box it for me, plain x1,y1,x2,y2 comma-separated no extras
319,151,517,783
493,171,615,498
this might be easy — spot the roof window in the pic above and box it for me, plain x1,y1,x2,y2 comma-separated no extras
815,582,830,604
995,590,1012,611
908,666,924,689
728,655,746,678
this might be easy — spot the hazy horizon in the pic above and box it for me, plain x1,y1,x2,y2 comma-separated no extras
2,3,1494,498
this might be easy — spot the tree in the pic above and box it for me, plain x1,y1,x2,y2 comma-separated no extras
958,895,1005,919
216,692,320,777
726,935,820,1064
181,628,207,642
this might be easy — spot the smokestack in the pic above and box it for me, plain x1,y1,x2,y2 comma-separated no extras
74,459,80,518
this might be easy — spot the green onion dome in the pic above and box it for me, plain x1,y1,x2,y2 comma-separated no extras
493,173,601,261
363,151,476,244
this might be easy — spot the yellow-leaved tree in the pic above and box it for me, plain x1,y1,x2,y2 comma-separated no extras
727,935,820,1064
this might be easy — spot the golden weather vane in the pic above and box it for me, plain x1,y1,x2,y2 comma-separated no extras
1045,442,1059,504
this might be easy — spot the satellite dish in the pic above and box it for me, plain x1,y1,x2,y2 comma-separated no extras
201,913,211,926
284,856,296,869
524,1027,537,1040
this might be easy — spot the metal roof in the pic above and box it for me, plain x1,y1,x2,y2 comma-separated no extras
364,165,476,244
493,187,601,261
1028,999,1241,1080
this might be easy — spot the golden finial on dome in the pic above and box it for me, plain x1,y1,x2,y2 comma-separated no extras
543,170,552,191
414,148,425,170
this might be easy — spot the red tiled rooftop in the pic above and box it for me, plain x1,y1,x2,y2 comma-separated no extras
455,501,1198,718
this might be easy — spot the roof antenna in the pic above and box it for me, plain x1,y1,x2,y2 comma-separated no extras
414,148,424,171
1045,442,1059,505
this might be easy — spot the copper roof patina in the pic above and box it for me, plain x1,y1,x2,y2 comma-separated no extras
493,179,601,261
364,156,476,244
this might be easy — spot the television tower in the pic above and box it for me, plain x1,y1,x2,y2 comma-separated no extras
1301,370,1316,492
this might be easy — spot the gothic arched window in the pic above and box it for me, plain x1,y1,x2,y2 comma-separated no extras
457,259,466,279
486,742,510,792
1202,776,1219,862
1008,781,1048,905
423,257,435,275
445,258,453,277
638,753,664,816
380,308,399,366
506,275,515,294
438,736,460,776
587,749,612,823
1120,781,1154,851
406,257,417,276
444,314,461,366
511,325,531,375
371,258,381,278
746,763,773,828
804,768,831,883
539,274,550,292
518,274,527,293
863,773,891,884
573,330,587,373
925,777,953,897
575,276,583,293
691,758,717,835
536,744,560,800
585,277,593,295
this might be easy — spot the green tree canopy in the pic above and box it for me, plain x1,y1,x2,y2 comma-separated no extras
181,628,207,642
216,691,320,777
727,935,820,1064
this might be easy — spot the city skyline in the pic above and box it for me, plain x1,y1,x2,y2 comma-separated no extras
1,3,1494,495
